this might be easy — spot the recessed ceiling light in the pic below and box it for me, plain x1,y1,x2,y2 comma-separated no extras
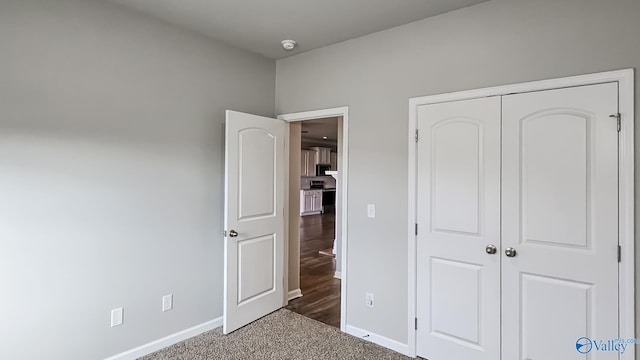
281,40,297,51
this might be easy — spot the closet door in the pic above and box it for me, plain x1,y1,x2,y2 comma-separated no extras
416,97,501,360
502,83,619,359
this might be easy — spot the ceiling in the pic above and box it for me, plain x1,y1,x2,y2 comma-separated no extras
301,117,339,144
109,0,489,59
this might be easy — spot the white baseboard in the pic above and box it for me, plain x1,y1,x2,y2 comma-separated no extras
288,289,303,301
104,317,223,360
334,271,342,279
345,324,412,357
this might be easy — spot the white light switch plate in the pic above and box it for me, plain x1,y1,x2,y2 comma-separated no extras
111,307,124,327
367,204,376,218
162,294,173,312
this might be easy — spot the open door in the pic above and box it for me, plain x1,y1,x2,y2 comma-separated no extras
224,110,286,334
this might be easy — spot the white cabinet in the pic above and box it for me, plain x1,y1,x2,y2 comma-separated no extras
300,150,317,176
310,146,331,165
300,150,309,176
313,190,322,212
300,189,323,216
330,152,338,171
301,147,334,176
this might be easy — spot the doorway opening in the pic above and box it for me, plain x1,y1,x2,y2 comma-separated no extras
278,107,349,332
287,116,340,327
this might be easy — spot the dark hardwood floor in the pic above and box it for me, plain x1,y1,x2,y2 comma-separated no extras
285,212,341,328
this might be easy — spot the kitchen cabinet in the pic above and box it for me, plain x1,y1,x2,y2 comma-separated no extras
300,150,317,176
310,146,331,165
300,189,323,216
300,150,308,176
330,152,337,171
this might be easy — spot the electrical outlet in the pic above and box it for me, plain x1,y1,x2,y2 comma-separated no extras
111,307,124,327
365,292,374,308
367,204,376,218
162,294,173,312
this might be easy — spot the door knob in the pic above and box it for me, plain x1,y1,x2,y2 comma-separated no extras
229,230,238,238
505,247,517,257
485,244,497,254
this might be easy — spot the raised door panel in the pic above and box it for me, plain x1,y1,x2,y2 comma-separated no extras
300,190,308,215
521,112,588,248
520,274,592,360
432,121,479,235
313,191,323,212
416,96,501,360
311,147,321,165
502,83,619,360
300,150,308,177
430,258,482,346
237,234,276,305
238,129,276,221
301,150,314,176
307,152,318,176
303,192,313,213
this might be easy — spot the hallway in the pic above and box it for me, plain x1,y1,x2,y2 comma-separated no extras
285,213,341,328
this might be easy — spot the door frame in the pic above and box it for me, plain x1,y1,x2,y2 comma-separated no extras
408,69,635,359
278,106,350,332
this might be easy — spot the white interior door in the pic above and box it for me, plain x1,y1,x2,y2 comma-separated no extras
416,97,501,360
224,110,285,334
501,83,619,359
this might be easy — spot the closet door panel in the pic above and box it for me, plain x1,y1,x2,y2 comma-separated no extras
502,83,619,360
416,96,501,360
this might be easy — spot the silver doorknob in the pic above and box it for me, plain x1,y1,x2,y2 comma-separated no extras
485,244,497,254
229,230,238,238
505,247,517,257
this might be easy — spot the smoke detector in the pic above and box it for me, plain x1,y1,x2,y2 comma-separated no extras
281,40,297,51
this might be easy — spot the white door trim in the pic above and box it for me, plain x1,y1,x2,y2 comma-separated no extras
278,106,349,333
408,69,635,359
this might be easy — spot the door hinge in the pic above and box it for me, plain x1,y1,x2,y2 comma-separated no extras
610,113,621,132
618,245,622,262
415,129,419,142
415,223,418,236
415,317,418,330
223,230,227,237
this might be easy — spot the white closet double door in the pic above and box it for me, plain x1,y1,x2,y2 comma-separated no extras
416,83,619,360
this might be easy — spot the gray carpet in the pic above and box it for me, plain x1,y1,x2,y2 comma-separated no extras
141,309,412,360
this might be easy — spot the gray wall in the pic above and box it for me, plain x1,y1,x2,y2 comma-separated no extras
0,0,274,358
276,0,640,347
